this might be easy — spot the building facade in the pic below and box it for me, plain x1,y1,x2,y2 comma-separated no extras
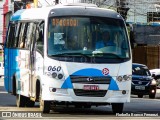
2,0,12,43
2,0,160,44
0,0,4,44
127,0,160,23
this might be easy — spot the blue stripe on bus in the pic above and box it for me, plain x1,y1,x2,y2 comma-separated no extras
108,79,119,90
61,68,119,90
4,48,20,92
10,9,25,21
61,77,73,89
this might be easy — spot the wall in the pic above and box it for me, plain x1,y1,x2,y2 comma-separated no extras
133,46,160,69
2,0,12,43
127,0,160,23
0,0,4,45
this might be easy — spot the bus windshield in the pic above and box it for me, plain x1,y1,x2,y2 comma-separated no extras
47,17,130,62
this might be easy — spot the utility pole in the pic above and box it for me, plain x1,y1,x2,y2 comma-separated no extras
134,0,135,23
34,0,38,8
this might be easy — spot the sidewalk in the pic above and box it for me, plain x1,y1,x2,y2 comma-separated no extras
0,77,4,86
157,89,160,93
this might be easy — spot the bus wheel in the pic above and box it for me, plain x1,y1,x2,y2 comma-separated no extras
39,90,50,113
138,95,143,98
26,98,35,107
40,100,51,113
112,103,123,114
84,105,91,108
16,94,26,107
75,104,82,108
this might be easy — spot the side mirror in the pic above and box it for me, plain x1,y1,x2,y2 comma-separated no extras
152,74,156,78
0,43,4,48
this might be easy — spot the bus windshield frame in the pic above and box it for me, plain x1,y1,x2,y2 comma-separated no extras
47,16,130,63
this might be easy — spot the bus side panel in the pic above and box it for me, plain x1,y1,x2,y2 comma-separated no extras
10,49,20,93
4,48,20,93
4,48,9,92
9,49,20,91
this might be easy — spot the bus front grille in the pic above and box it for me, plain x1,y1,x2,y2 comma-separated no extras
70,75,111,84
74,89,107,97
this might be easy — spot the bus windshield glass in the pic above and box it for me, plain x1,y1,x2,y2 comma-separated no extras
47,17,130,61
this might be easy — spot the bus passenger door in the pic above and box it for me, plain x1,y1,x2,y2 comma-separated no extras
29,23,38,97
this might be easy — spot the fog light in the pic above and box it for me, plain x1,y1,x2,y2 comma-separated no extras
122,90,126,95
52,88,56,92
49,87,57,92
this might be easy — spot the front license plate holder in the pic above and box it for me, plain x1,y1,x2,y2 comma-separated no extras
83,85,99,91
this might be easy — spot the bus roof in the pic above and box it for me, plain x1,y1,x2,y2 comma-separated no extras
11,3,123,21
10,7,52,21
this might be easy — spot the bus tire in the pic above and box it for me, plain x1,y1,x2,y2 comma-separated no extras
138,94,143,98
12,77,16,96
84,105,91,109
112,103,123,114
39,89,50,113
40,100,51,113
16,94,26,107
26,98,35,107
75,104,83,108
36,80,40,101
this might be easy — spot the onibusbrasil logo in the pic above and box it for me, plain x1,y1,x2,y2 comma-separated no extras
1,112,42,118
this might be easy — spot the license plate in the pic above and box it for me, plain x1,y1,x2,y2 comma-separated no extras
83,85,99,91
135,86,145,90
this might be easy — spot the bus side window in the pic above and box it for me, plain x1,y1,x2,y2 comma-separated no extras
18,23,29,48
36,21,44,54
14,23,22,48
30,23,37,52
25,23,34,49
23,23,29,48
18,23,25,48
6,22,17,48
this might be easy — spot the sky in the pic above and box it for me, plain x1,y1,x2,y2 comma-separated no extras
38,0,82,6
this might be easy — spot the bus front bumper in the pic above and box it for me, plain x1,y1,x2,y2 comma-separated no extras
42,88,130,103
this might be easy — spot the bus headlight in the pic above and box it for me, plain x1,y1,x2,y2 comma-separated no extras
117,75,131,82
151,79,157,85
46,72,64,80
52,72,57,78
123,75,130,80
58,74,63,79
117,76,123,82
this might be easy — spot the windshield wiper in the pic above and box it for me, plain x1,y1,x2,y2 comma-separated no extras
49,52,91,58
92,52,123,59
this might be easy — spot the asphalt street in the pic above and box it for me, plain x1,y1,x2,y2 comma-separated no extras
0,78,160,120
